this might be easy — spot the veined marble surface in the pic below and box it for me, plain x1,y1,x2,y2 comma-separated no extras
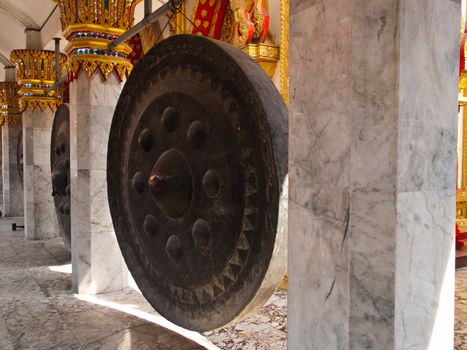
2,122,23,217
70,72,128,294
22,108,58,240
289,0,459,349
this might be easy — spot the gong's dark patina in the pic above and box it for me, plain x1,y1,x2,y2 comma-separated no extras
108,34,288,331
51,104,71,251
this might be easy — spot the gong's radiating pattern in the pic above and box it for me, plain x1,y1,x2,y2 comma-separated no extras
107,35,288,331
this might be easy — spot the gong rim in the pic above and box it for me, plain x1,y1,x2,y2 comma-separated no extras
108,34,287,331
51,104,71,251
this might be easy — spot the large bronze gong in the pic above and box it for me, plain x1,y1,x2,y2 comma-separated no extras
108,34,287,331
51,104,71,251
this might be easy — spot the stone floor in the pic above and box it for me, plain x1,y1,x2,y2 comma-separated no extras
203,291,287,350
3,215,467,349
0,217,287,349
456,268,467,349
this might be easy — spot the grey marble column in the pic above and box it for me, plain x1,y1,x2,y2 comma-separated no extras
70,72,128,295
289,1,459,349
23,108,58,240
2,122,23,217
0,130,3,213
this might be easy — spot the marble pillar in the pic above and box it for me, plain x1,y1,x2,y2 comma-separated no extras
289,1,459,349
23,108,58,240
2,122,23,217
0,131,3,213
70,71,128,294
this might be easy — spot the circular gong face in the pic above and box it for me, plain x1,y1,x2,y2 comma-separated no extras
17,131,23,188
108,34,288,331
51,104,71,251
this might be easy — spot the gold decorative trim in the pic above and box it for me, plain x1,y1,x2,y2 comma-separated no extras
10,49,66,113
0,114,21,126
67,55,133,82
10,50,67,86
169,2,187,35
461,72,467,90
457,189,467,233
0,82,20,113
55,0,141,82
20,98,61,113
53,0,142,35
279,0,289,105
462,97,467,189
64,38,133,56
458,190,467,202
458,219,467,234
63,24,126,38
243,43,279,78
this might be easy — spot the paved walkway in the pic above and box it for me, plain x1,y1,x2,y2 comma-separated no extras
0,217,287,350
456,268,467,349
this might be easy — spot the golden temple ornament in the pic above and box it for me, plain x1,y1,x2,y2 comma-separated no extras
53,0,141,82
458,190,467,233
10,49,67,113
242,43,279,78
0,82,21,125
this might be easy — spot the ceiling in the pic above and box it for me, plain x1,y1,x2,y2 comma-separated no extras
0,0,168,81
0,1,59,75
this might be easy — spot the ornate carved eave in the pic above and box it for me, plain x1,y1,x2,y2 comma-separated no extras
54,0,141,82
10,49,67,113
0,82,21,125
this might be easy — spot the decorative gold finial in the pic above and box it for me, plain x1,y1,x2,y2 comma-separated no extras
10,49,67,112
53,0,142,82
0,82,21,125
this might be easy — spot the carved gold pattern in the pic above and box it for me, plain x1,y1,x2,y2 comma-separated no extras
230,0,255,47
191,0,254,47
458,190,467,233
53,0,142,35
461,71,467,90
242,43,279,78
0,82,21,125
169,2,187,35
457,88,467,232
462,97,467,190
54,0,141,82
279,0,289,105
10,49,66,113
67,55,132,82
220,6,235,43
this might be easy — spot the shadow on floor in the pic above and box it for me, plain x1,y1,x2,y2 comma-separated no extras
0,217,214,350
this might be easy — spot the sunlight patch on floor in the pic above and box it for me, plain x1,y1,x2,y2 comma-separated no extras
74,293,219,350
48,264,72,274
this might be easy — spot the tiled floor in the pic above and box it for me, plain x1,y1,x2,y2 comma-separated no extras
0,217,287,350
203,291,287,350
456,268,467,349
5,215,467,349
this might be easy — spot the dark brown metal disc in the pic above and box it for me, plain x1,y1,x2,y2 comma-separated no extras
108,34,287,331
51,104,71,251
